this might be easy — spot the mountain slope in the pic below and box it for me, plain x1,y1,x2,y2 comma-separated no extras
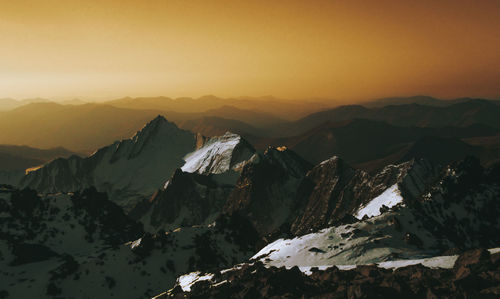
255,157,500,267
255,119,499,169
281,99,500,136
0,145,81,172
223,147,313,238
0,153,42,172
19,116,197,209
0,98,21,111
105,95,331,120
181,132,255,176
0,102,166,152
162,248,500,298
157,157,500,298
360,95,492,108
0,186,258,299
290,157,439,235
130,132,257,231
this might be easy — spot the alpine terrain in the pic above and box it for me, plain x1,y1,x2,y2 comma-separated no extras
1,110,500,299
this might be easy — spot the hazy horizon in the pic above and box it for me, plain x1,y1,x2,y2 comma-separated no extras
2,94,500,106
1,0,500,101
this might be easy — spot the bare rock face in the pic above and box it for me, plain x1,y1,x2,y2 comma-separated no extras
290,156,370,235
162,249,500,299
181,132,255,176
0,185,257,299
145,169,234,230
20,116,197,209
223,146,312,238
411,157,500,250
290,157,439,236
129,132,256,231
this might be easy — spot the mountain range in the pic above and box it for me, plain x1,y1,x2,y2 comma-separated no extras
0,145,80,172
1,97,500,298
254,119,500,171
2,97,500,155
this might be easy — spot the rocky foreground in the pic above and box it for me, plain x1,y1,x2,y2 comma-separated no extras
159,248,500,299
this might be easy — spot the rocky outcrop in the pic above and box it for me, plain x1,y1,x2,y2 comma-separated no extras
20,116,197,209
181,132,255,176
129,133,257,231
142,169,234,230
410,157,500,250
0,185,257,299
223,146,312,238
162,249,500,299
253,157,500,270
290,156,370,235
291,157,439,235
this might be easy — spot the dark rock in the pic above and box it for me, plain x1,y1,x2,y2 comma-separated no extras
147,169,233,229
223,147,312,237
308,247,326,253
71,187,143,244
10,188,41,216
453,248,491,272
165,247,500,298
10,243,58,266
404,232,423,248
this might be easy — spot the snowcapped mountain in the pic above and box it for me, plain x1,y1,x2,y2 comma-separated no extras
247,157,500,267
132,169,235,231
3,113,500,299
18,116,197,209
160,248,500,298
223,146,313,237
157,157,500,298
290,156,439,235
0,185,258,299
181,132,255,176
128,132,257,231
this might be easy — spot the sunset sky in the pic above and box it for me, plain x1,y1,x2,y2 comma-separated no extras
1,0,499,102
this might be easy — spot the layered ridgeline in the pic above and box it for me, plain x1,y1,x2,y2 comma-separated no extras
0,186,258,299
15,116,261,212
131,132,257,231
17,116,196,209
159,157,500,298
2,115,500,298
0,123,271,298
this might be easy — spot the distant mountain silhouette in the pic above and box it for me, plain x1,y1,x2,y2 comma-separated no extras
0,97,294,151
104,95,331,120
397,136,479,164
254,119,500,171
0,98,19,111
0,145,80,171
360,95,492,107
278,99,500,136
0,103,163,151
0,97,52,111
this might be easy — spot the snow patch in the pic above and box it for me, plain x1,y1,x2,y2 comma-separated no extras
177,272,214,292
181,132,251,175
355,184,403,219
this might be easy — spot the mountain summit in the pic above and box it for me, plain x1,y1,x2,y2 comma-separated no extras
20,116,197,209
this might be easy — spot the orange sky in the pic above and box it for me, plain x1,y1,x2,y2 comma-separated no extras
0,0,499,102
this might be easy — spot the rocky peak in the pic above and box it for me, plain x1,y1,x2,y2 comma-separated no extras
126,115,186,159
223,147,312,238
133,115,177,136
144,169,233,230
262,146,313,178
290,157,439,236
181,132,255,175
20,116,197,209
290,156,370,235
